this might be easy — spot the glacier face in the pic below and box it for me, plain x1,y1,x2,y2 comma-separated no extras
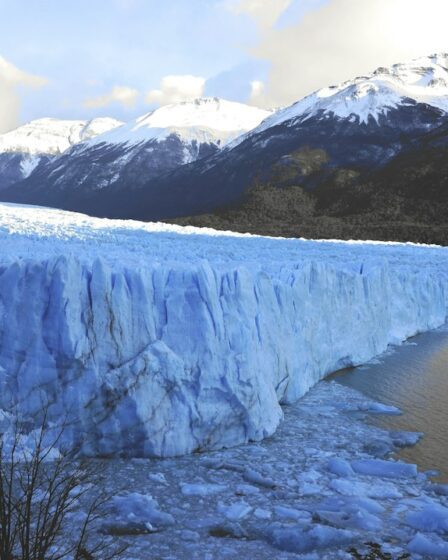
0,203,447,457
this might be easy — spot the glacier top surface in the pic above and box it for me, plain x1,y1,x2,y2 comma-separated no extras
241,53,448,137
0,203,447,274
85,98,272,148
0,117,124,155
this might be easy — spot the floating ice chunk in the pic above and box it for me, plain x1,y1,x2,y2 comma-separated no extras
424,470,441,479
217,500,252,521
299,481,322,496
297,469,323,495
254,508,272,520
362,437,394,458
148,472,167,484
359,402,402,415
243,468,276,488
330,478,402,499
327,457,355,477
347,510,383,531
317,509,382,532
317,496,385,515
268,524,356,554
274,506,310,522
390,431,423,448
179,530,200,542
201,458,245,473
200,457,223,469
303,447,320,455
298,469,321,482
180,483,227,496
406,503,448,533
351,459,418,479
219,461,245,473
185,514,224,531
235,483,260,495
407,533,448,557
208,522,249,539
110,492,175,529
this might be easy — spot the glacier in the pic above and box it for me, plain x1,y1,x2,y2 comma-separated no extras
0,202,447,457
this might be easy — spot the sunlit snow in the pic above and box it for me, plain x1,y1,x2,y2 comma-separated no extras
0,117,123,155
84,97,272,149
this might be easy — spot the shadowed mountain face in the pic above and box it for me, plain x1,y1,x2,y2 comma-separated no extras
173,128,448,246
0,153,52,192
13,134,220,199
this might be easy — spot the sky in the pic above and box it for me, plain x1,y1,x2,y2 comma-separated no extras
0,0,448,133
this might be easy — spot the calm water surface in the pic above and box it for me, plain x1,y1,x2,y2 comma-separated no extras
329,325,448,481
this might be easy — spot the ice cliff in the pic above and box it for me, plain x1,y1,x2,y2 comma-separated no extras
0,203,447,457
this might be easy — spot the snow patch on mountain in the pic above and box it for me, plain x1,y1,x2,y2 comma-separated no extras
85,98,271,149
19,154,41,177
0,117,123,156
0,203,447,457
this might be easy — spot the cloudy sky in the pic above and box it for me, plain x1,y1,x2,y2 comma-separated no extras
0,0,447,132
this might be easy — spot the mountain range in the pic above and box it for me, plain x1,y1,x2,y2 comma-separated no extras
1,53,447,244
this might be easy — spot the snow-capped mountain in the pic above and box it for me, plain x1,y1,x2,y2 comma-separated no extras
6,98,270,201
242,53,448,137
0,117,123,191
85,97,272,150
0,117,124,155
2,54,448,221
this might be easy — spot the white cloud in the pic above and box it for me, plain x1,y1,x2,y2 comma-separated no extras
243,0,448,108
146,75,206,106
249,79,265,104
0,56,47,89
228,0,292,29
0,56,47,133
83,85,139,109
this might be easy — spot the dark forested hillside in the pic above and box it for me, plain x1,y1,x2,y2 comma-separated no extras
172,141,448,245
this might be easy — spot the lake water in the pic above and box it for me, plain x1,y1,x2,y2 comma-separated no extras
329,325,448,481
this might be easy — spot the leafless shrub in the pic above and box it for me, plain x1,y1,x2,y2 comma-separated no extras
0,409,126,560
